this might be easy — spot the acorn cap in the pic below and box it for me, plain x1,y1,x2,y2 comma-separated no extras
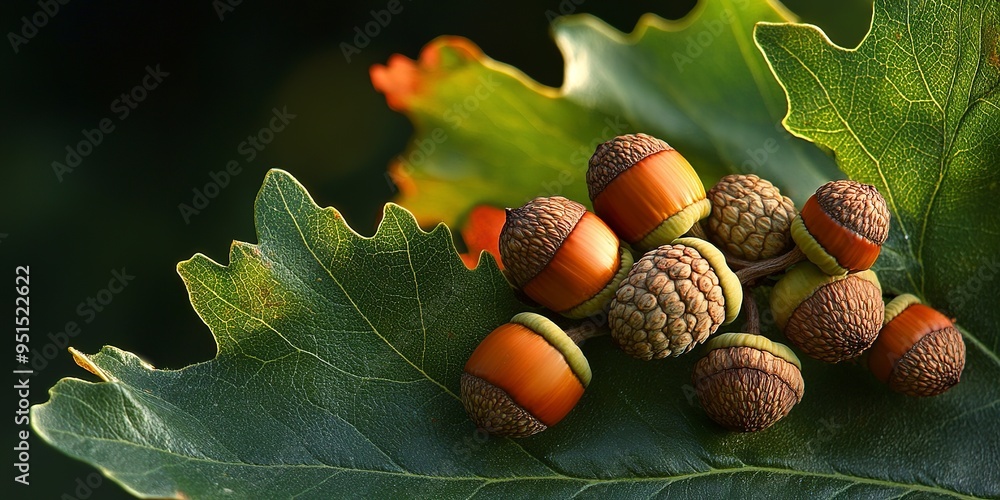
692,333,804,432
462,313,591,437
500,197,631,318
869,295,965,397
791,180,890,275
705,174,797,261
587,134,710,251
500,196,585,288
587,133,670,200
609,238,741,360
770,263,884,362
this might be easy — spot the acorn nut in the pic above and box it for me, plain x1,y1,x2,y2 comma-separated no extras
705,174,797,261
461,313,591,437
868,294,965,397
499,196,633,318
692,332,804,432
587,134,710,252
791,180,890,275
770,262,884,362
609,237,742,360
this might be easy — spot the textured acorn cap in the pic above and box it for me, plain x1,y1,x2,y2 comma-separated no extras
792,180,890,275
609,238,741,360
499,196,586,288
693,333,804,432
871,296,965,397
587,133,669,200
705,174,797,261
460,373,547,437
815,180,890,244
461,313,591,437
770,263,884,362
588,134,710,251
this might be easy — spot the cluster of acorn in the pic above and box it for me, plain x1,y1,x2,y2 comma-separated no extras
460,133,966,437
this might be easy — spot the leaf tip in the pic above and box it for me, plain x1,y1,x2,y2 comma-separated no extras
70,347,111,382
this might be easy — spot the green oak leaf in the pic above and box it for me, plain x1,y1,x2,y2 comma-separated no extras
755,0,1000,347
372,0,844,228
34,169,999,498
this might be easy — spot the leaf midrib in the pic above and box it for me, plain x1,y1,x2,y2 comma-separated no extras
41,427,982,499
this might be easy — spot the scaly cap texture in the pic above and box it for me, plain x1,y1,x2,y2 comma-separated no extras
692,334,804,432
815,180,890,244
609,240,740,360
499,196,586,288
705,174,797,260
586,133,669,200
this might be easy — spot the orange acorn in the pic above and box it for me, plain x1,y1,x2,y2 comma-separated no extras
587,134,710,251
791,180,890,275
461,313,591,437
499,196,632,318
868,294,966,397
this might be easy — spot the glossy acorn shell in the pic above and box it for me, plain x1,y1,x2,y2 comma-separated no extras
461,313,590,437
500,197,632,318
868,294,965,397
587,134,710,251
791,180,889,275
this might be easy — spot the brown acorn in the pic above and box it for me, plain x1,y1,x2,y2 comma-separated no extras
791,180,890,275
609,238,742,360
499,196,633,318
868,294,965,397
692,332,804,432
587,134,710,251
704,174,797,261
770,262,884,362
461,313,591,437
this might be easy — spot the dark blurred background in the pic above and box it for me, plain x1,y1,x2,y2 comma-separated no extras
1,1,870,498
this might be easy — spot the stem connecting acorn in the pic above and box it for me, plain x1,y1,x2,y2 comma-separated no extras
499,196,633,318
704,174,797,262
770,262,884,362
692,332,804,432
587,134,710,252
868,294,965,397
609,238,742,360
791,180,890,275
461,313,591,437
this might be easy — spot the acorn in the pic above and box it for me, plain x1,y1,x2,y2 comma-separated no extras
461,312,591,437
868,294,965,397
692,332,804,432
770,262,884,362
587,134,710,252
609,237,742,360
704,174,797,261
791,180,890,275
499,196,633,318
